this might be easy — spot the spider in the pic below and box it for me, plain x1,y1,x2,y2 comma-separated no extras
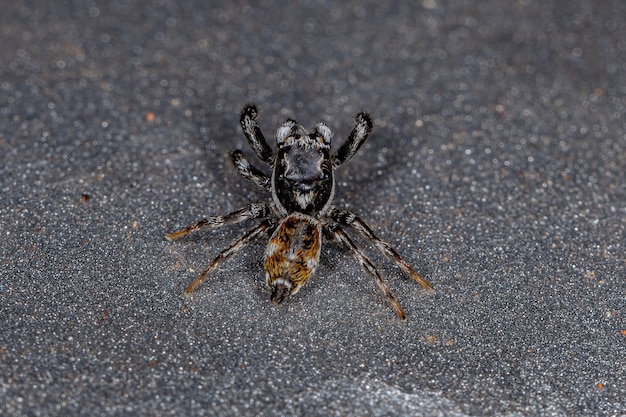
166,104,433,320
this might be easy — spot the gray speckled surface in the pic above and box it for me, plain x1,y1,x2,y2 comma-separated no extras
1,1,625,416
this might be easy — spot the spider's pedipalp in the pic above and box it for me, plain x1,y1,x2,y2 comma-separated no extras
327,223,407,320
276,119,298,146
332,112,372,168
184,219,276,295
231,150,271,190
165,202,271,241
328,207,433,290
240,104,275,165
312,122,333,147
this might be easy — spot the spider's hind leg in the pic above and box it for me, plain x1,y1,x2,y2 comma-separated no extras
328,207,433,290
326,223,407,320
184,219,276,294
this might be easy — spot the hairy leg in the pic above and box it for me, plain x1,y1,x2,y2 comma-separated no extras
328,207,433,290
231,150,271,189
332,112,372,168
240,104,275,165
165,202,271,241
184,219,276,294
326,223,407,320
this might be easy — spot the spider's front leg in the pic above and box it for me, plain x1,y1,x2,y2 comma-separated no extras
165,202,271,241
328,207,433,291
332,112,373,168
240,104,275,166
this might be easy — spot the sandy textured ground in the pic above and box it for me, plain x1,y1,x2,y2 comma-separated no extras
1,1,624,416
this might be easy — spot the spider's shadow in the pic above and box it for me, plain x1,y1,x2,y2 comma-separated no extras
189,103,271,202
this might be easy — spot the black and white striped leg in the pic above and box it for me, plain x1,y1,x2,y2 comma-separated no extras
231,150,271,189
327,223,407,320
165,202,271,241
332,112,373,168
240,104,275,165
328,207,433,290
184,219,276,295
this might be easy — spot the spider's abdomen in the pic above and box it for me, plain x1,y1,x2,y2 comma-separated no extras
264,212,322,305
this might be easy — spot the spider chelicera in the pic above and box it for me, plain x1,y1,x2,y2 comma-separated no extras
166,104,433,320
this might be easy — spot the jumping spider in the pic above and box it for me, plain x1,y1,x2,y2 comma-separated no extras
166,104,433,320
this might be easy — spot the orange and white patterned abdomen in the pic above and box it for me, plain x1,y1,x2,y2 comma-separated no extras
264,213,322,305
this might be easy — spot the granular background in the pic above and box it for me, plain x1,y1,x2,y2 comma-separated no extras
1,1,624,416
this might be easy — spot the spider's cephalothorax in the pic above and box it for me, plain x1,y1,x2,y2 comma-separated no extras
272,120,334,217
166,104,433,320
